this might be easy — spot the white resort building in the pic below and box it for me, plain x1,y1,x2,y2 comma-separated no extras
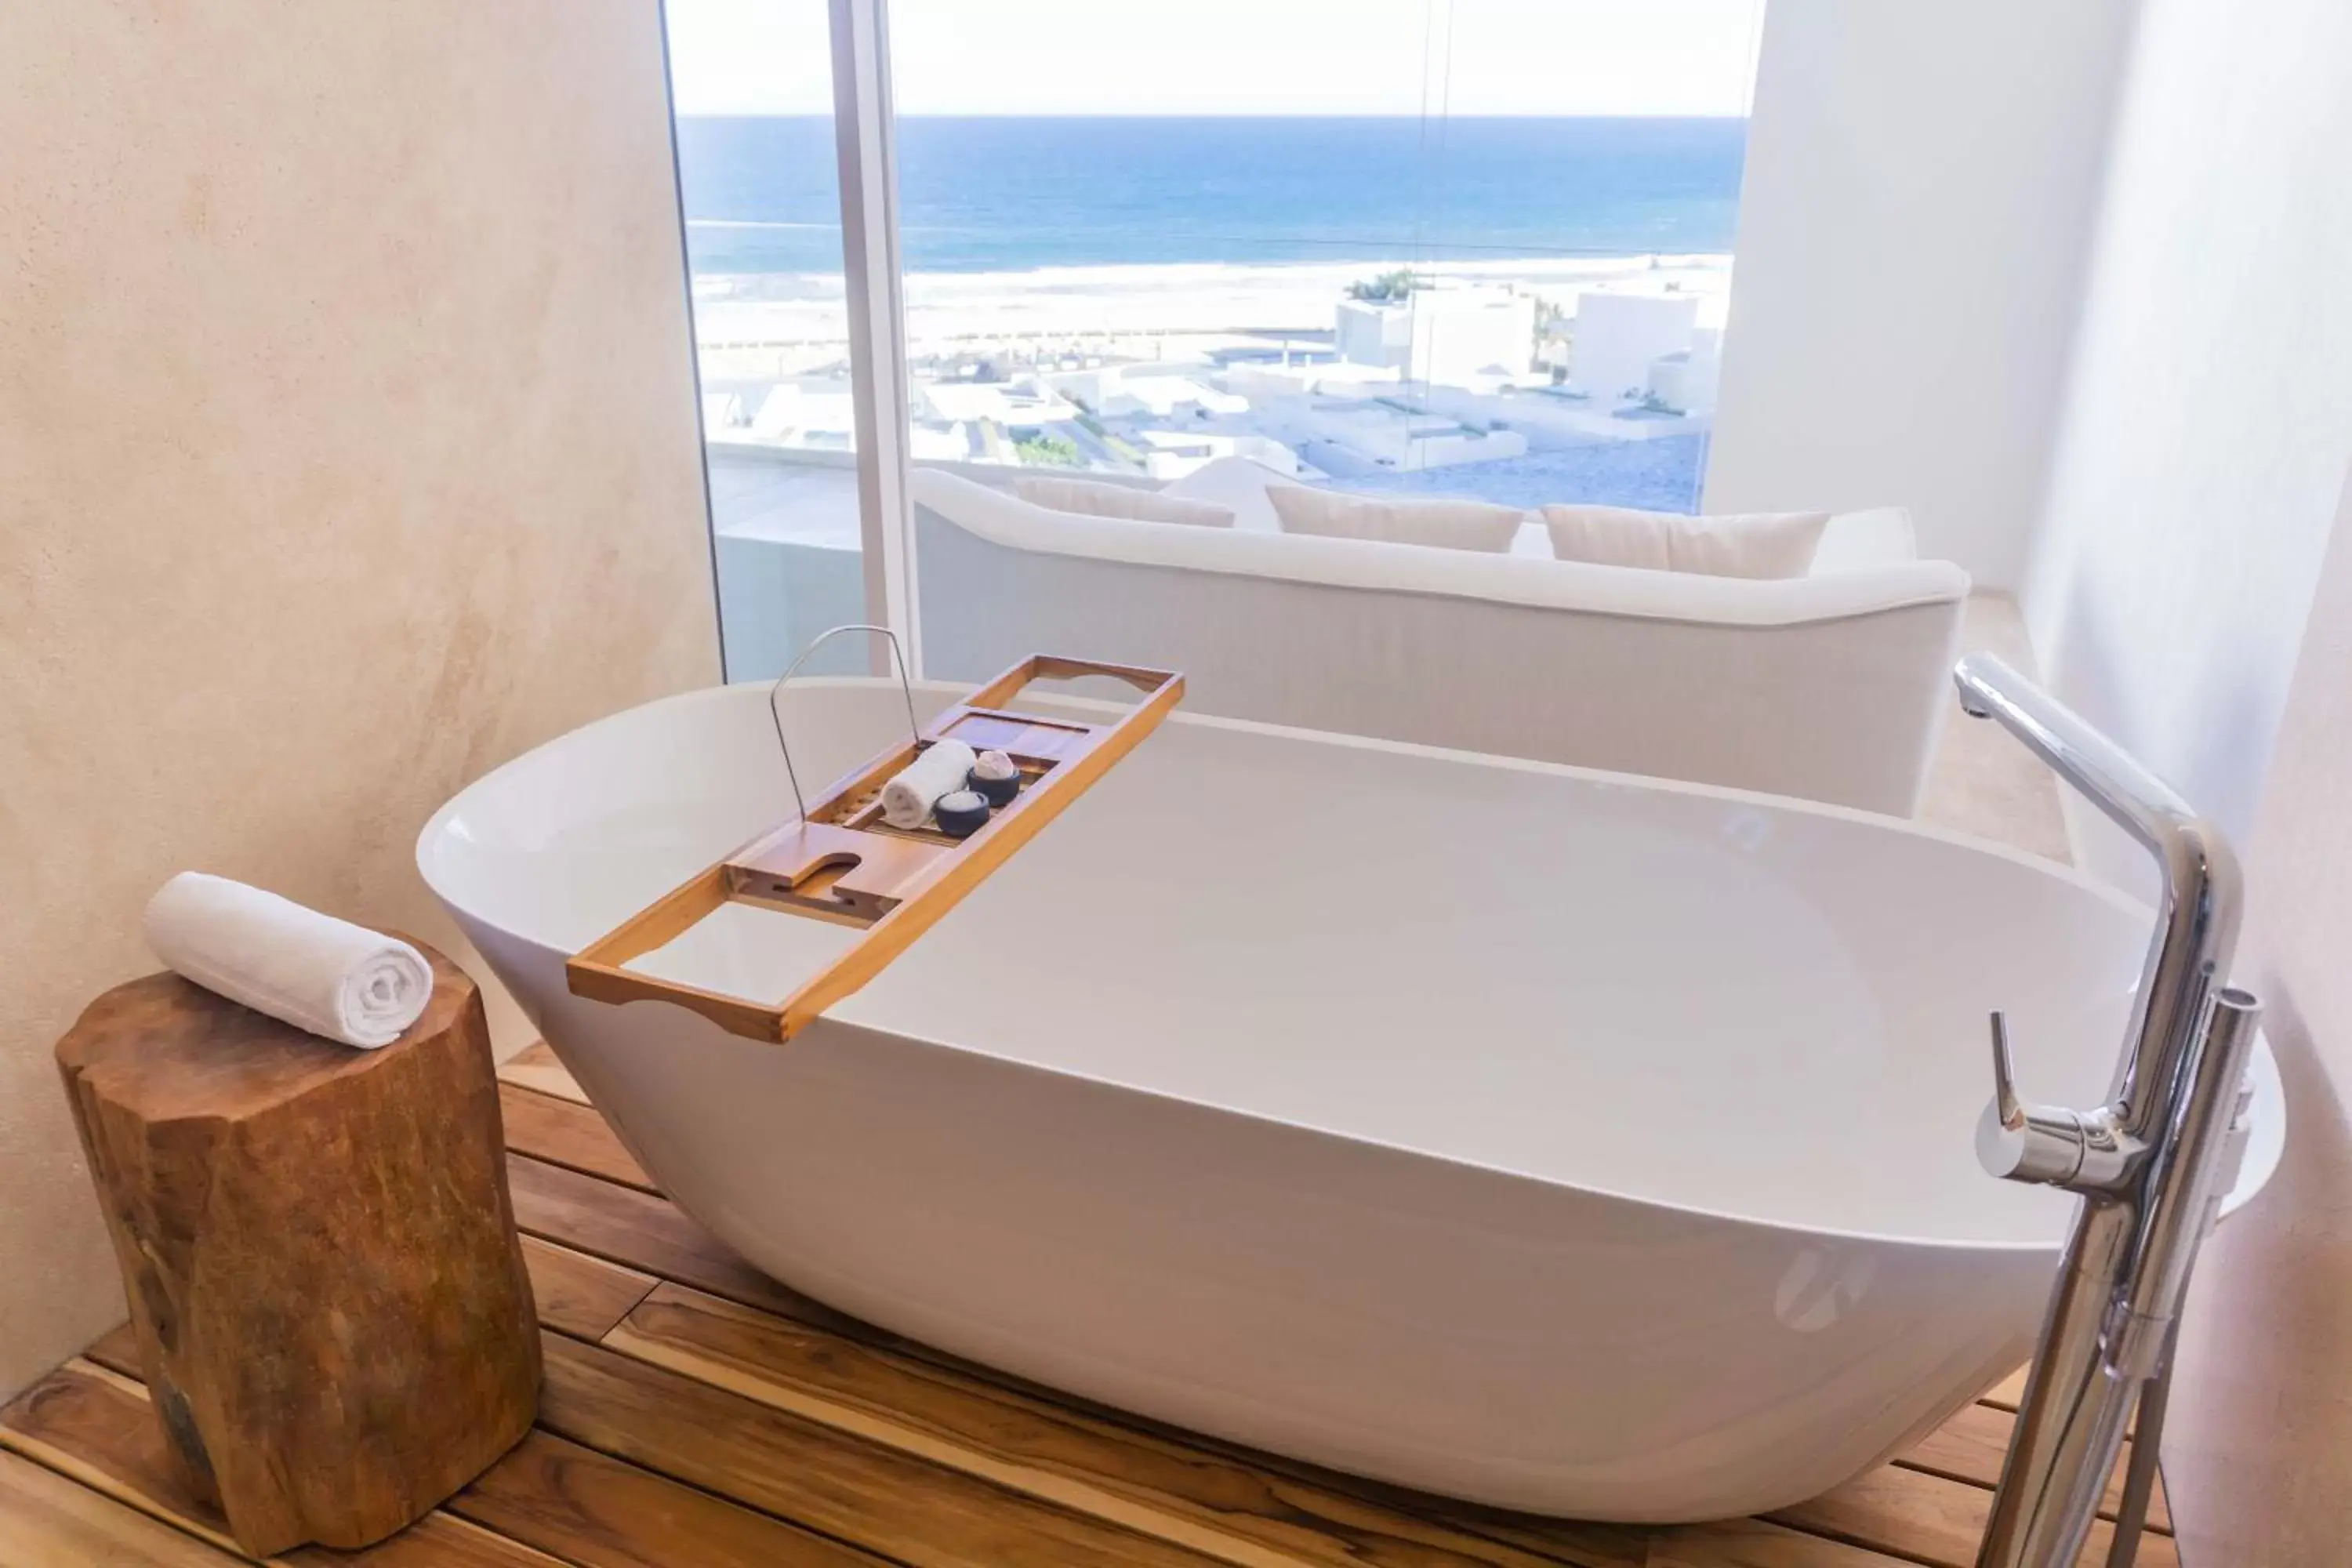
1334,283,1539,389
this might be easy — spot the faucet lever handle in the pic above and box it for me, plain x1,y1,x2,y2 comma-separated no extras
1977,1010,2090,1187
1990,1011,2024,1127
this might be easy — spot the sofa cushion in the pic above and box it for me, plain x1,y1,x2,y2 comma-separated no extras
1541,504,1830,579
1013,474,1235,528
912,467,1971,628
1269,487,1526,554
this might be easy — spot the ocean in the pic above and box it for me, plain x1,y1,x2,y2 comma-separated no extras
676,116,1750,276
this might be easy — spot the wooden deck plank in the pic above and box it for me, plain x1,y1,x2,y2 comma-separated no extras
1641,1518,1923,1567
19,1351,897,1568
1898,1401,2169,1533
605,1287,1916,1568
0,1447,245,1566
449,1428,887,1568
538,1331,1231,1568
0,1358,307,1555
506,1152,846,1325
0,1363,561,1566
608,1282,1634,1568
499,1083,655,1192
1982,1368,2028,1411
84,1323,143,1381
296,1515,570,1568
1766,1462,2179,1568
495,1042,588,1105
518,1234,658,1341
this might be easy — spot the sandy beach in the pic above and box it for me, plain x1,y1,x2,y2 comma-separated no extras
691,251,1733,372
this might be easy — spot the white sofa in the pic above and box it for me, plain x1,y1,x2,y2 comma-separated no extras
912,466,1970,815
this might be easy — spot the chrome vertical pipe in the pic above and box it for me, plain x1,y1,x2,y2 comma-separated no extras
1978,1200,2140,1566
2103,1326,2176,1568
2109,989,2264,1377
1976,989,2259,1566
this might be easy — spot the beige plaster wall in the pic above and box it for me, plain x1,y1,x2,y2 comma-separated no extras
0,1,717,1399
2162,474,2352,1561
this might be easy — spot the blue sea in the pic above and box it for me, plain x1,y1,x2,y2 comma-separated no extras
681,117,1746,511
676,116,1749,275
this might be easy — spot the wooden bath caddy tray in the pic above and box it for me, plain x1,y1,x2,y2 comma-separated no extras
566,653,1183,1044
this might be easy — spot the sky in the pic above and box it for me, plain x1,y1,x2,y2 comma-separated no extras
663,0,1767,118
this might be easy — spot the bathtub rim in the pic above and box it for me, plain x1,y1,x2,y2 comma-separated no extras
422,673,2151,906
419,677,2285,1254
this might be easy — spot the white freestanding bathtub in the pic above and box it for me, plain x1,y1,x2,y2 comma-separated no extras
418,677,2282,1523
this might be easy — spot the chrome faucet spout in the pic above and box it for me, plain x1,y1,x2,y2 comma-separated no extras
1951,655,2256,1568
1954,656,2241,1130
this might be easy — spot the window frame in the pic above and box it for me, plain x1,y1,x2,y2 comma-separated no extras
825,0,920,674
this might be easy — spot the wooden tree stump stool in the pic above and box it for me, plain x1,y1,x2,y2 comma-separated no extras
53,940,541,1555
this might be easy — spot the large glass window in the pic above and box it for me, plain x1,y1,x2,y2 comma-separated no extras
665,0,1766,681
885,0,1762,513
667,1,866,677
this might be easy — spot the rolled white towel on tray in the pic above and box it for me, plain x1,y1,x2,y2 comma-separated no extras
141,872,434,1049
880,739,977,829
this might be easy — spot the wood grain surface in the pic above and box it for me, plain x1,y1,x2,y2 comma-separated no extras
0,1448,241,1567
493,1042,589,1105
0,1362,556,1567
608,1283,1592,1568
449,1429,886,1568
539,1333,1226,1568
51,949,539,1555
497,1083,655,1191
515,1237,655,1342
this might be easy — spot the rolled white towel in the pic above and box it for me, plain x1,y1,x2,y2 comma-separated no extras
879,739,977,829
141,873,434,1049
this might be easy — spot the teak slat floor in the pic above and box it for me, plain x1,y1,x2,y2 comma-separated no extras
0,1047,2175,1568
